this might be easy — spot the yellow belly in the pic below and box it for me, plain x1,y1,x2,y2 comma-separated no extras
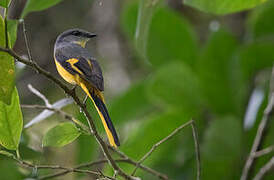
55,60,77,85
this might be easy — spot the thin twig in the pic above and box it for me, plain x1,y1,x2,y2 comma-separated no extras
253,157,274,180
191,121,201,180
20,19,33,62
28,84,51,107
252,145,274,158
21,104,89,133
83,94,88,104
108,146,168,180
241,66,274,180
21,102,167,179
131,120,200,180
4,7,9,48
3,153,114,179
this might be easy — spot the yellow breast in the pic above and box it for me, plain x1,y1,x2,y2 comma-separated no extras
55,59,77,85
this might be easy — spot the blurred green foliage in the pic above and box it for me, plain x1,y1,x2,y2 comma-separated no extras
184,0,268,15
0,0,10,8
0,0,273,180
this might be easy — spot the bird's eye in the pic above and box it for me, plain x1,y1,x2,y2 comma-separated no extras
72,31,80,36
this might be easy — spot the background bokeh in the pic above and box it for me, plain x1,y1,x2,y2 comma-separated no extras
0,0,273,179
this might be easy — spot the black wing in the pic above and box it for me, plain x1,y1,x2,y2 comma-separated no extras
74,57,104,91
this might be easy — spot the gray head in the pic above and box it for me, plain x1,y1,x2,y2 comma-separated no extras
55,28,96,48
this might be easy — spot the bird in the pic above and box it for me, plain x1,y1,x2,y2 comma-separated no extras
53,29,120,147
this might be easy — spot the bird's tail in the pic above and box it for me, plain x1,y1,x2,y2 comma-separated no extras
80,82,120,147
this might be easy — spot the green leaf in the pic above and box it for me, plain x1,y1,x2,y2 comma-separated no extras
196,30,239,114
184,0,268,15
43,122,81,147
0,15,15,104
0,88,23,150
0,0,10,8
22,0,64,17
147,62,201,113
7,20,18,48
202,116,242,180
147,7,197,67
248,0,274,39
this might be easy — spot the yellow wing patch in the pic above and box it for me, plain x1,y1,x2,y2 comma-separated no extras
66,58,83,75
55,59,77,84
87,60,93,69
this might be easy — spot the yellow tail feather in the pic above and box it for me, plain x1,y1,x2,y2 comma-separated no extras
79,82,117,147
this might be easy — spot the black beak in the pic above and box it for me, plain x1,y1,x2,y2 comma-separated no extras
85,32,97,38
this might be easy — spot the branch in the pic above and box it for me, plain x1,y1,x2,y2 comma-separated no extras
253,157,274,180
251,145,274,158
21,104,89,133
20,19,33,63
28,84,51,107
0,152,114,180
191,121,201,180
241,66,274,180
21,102,167,179
0,46,135,180
4,6,9,48
131,120,200,180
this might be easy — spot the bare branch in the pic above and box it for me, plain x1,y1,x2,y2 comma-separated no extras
252,145,274,158
0,46,135,180
28,84,51,107
21,104,89,132
4,7,9,48
0,152,114,180
241,66,274,180
20,19,33,63
23,97,74,128
131,120,200,180
253,157,274,180
191,121,201,180
21,103,167,179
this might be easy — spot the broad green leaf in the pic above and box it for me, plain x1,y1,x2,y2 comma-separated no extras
196,30,239,114
42,122,81,147
0,15,15,104
22,0,64,17
0,0,10,8
147,62,201,113
147,7,197,67
202,116,242,180
7,20,18,48
184,0,268,15
0,88,23,150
